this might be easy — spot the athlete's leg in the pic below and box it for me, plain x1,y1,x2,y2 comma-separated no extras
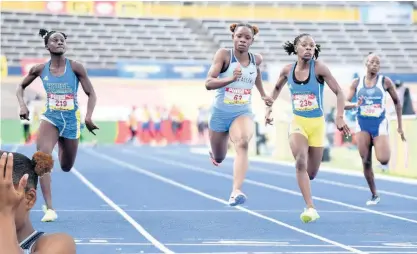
208,130,229,165
373,118,390,167
36,120,59,221
228,115,254,203
306,147,324,180
373,135,390,165
208,108,231,165
289,133,312,207
356,131,377,196
57,137,79,171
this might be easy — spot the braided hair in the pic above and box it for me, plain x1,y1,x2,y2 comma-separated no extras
283,33,321,59
39,29,67,46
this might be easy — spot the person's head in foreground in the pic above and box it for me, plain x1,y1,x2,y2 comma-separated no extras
1,150,76,253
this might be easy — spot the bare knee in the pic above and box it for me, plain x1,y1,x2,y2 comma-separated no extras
60,161,74,172
295,153,307,172
233,137,250,151
308,170,318,180
213,155,225,164
361,155,372,171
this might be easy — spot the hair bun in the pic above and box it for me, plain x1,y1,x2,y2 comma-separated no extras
39,29,49,38
32,151,54,177
229,23,237,33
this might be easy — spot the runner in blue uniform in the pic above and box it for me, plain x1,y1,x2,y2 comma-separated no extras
345,52,406,205
205,23,273,206
16,29,98,222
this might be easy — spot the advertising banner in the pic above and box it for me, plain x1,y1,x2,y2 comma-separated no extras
1,55,8,79
20,58,48,76
360,5,413,24
116,61,210,79
44,1,66,14
115,1,144,17
94,1,116,16
66,1,94,16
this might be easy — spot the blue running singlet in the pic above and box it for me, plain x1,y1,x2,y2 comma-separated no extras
40,58,82,139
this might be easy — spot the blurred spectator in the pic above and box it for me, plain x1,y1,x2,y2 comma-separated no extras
20,99,35,144
196,105,209,144
394,80,415,115
127,106,138,144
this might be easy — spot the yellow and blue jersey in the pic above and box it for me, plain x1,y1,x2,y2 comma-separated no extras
287,60,326,147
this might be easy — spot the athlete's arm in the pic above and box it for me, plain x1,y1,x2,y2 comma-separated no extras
16,64,43,108
344,78,360,110
205,48,235,90
0,214,23,254
32,233,76,254
270,64,291,101
71,61,97,120
315,61,346,118
254,54,266,97
384,76,404,134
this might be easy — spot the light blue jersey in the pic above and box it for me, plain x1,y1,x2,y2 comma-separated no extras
287,60,324,118
213,50,258,113
209,49,257,132
40,58,82,139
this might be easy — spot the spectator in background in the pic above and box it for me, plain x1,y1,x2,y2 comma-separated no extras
394,80,416,115
196,105,209,145
150,106,164,146
127,106,138,144
20,99,34,144
170,105,183,141
140,105,152,144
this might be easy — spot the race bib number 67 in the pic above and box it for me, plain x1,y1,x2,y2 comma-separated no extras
48,93,75,110
224,88,251,105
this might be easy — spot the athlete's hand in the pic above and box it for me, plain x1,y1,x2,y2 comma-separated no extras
232,63,242,81
397,127,406,141
262,96,274,107
356,96,364,108
265,107,274,126
85,117,99,135
19,105,30,121
336,116,350,136
0,153,28,215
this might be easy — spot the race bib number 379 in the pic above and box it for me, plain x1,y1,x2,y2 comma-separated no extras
224,88,251,105
293,93,319,111
48,93,75,110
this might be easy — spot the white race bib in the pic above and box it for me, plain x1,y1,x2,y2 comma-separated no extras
223,88,251,105
293,93,319,111
360,104,383,117
48,93,75,111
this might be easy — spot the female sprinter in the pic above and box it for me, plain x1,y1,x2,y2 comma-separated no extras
16,29,98,222
265,33,350,223
0,151,76,253
344,52,406,205
205,23,273,206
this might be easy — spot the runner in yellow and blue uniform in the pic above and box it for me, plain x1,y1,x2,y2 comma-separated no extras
205,23,273,206
265,33,350,223
16,29,98,222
